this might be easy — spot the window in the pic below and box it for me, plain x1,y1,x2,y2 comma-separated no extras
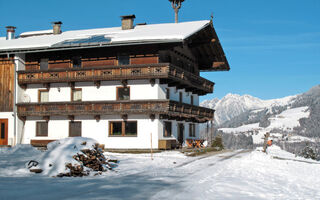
69,121,81,137
72,56,82,68
190,95,194,105
163,121,172,137
38,89,49,102
109,121,137,136
189,124,196,137
125,121,137,136
40,58,48,70
166,88,170,99
36,122,48,137
179,92,183,103
118,55,130,65
117,87,130,100
71,88,82,101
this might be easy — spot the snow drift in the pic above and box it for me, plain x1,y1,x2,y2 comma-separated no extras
28,137,114,177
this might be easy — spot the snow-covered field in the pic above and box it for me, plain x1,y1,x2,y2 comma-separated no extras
219,106,311,144
1,142,320,200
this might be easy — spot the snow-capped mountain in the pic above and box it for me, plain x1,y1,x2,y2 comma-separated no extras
200,85,320,149
201,93,296,125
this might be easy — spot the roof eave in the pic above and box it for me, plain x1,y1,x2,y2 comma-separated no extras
0,39,183,55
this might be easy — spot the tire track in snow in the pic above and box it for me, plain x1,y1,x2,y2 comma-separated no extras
175,149,252,168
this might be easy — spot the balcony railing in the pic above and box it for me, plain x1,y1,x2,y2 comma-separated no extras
17,63,214,95
17,100,214,122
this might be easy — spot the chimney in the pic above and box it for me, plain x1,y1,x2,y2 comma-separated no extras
52,21,62,35
120,15,136,30
6,26,16,40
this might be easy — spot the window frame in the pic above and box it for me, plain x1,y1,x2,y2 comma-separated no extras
71,88,82,102
69,121,82,137
38,89,49,102
36,121,48,137
189,124,196,137
163,121,172,137
109,121,137,137
116,86,130,100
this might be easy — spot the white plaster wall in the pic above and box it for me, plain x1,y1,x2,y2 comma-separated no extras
0,112,14,145
77,81,117,101
194,95,199,106
158,120,200,142
23,80,162,103
158,84,200,105
129,79,159,100
22,114,160,149
23,83,71,103
15,54,26,146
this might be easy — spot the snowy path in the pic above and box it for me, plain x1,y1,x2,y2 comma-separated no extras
1,146,320,200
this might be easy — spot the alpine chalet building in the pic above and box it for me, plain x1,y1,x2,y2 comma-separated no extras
0,16,229,149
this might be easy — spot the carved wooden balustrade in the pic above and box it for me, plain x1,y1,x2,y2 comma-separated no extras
17,100,214,122
18,63,214,95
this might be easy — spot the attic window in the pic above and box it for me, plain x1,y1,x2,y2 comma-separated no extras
40,58,48,70
72,57,82,68
118,55,129,65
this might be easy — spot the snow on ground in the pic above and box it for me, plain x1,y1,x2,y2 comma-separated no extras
268,106,309,130
219,106,310,144
220,123,260,134
1,142,320,200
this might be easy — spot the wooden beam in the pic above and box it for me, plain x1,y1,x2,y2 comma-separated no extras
149,78,155,86
149,114,155,121
43,116,50,122
213,62,225,68
121,114,128,121
43,83,50,90
68,82,75,89
121,80,128,87
94,81,101,89
94,115,100,122
68,115,74,121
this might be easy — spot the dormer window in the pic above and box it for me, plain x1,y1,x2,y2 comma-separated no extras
72,56,82,68
118,55,130,65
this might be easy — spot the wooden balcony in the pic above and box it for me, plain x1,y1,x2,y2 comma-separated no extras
17,100,214,123
17,63,214,95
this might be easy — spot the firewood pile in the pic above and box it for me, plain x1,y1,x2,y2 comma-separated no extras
27,140,118,177
56,143,115,177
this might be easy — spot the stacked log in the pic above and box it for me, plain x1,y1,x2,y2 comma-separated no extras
56,143,114,177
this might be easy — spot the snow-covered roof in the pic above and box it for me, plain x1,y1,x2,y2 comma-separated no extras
0,20,210,53
20,29,53,37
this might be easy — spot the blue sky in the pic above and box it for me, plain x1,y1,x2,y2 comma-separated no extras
0,0,319,101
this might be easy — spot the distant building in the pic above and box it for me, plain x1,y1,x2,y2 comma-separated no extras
0,15,229,149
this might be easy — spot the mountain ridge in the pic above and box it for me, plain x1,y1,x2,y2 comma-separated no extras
200,85,320,152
